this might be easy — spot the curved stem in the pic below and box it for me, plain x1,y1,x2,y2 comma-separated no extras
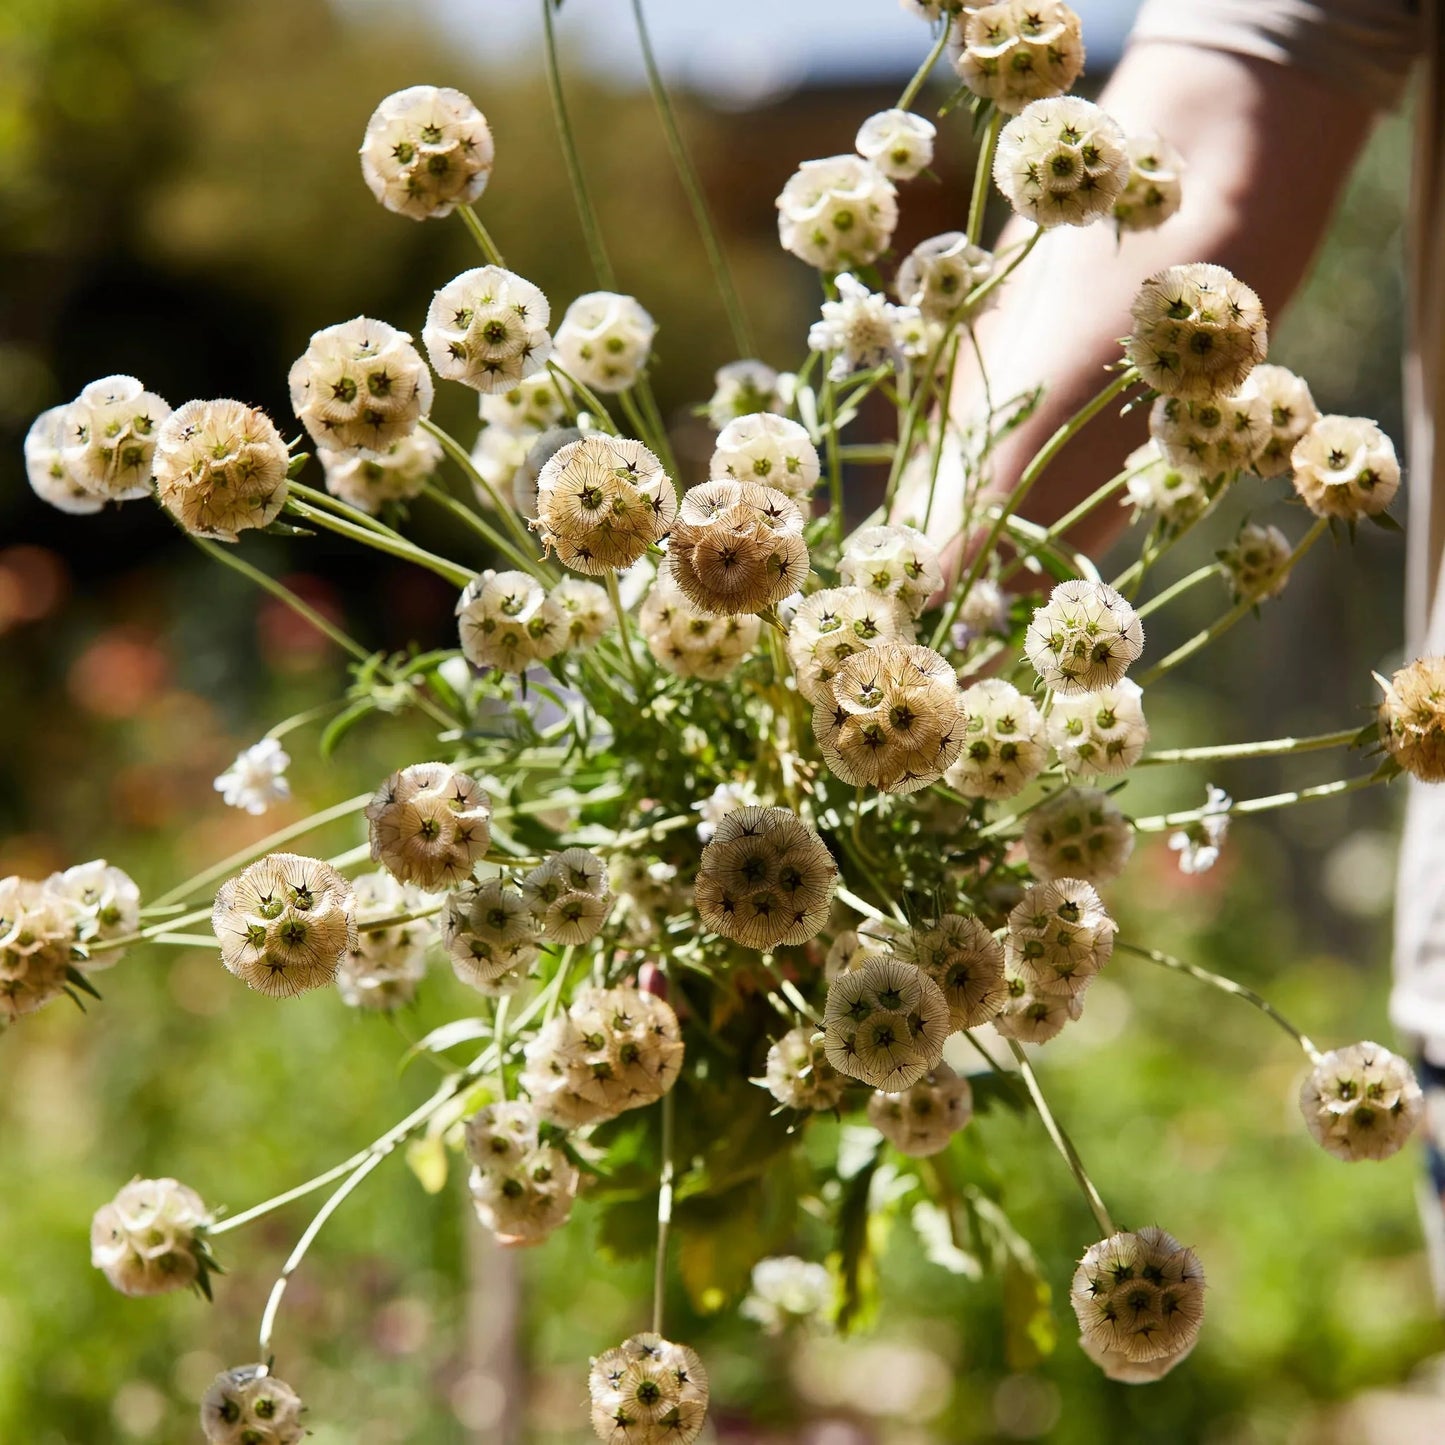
1132,772,1381,831
967,110,1003,247
604,571,647,698
1134,561,1225,621
960,227,1040,314
287,479,406,541
264,700,346,743
548,362,620,436
823,372,844,546
1137,727,1361,767
86,905,216,956
998,464,1137,584
286,499,473,587
420,418,542,568
652,1075,677,1336
897,24,950,111
458,204,506,267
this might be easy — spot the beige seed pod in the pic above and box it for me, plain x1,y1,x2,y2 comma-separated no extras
867,1063,974,1157
554,291,657,394
536,434,676,574
550,577,613,650
589,1333,710,1445
1122,439,1212,530
1219,521,1294,604
813,642,966,794
950,0,1086,114
523,848,612,945
200,1365,305,1445
839,524,941,619
60,374,172,501
443,879,540,988
1022,787,1134,884
321,427,441,514
1048,679,1149,778
666,480,809,617
24,405,102,514
895,232,996,322
1148,391,1270,477
1006,877,1116,999
694,806,837,950
457,569,568,673
763,1025,848,1112
1290,414,1401,521
990,972,1084,1043
212,853,355,997
1299,1040,1424,1162
367,762,492,890
360,84,493,221
855,108,936,181
993,97,1128,229
1024,579,1144,694
902,914,1007,1031
823,955,950,1091
0,876,76,1021
1070,1228,1206,1365
1081,1331,1196,1384
776,155,899,272
944,679,1047,800
1378,657,1445,782
1113,131,1184,234
423,265,552,395
337,870,433,1011
711,412,819,501
786,585,914,705
825,926,896,980
91,1177,213,1298
1236,364,1319,479
639,571,761,681
470,1144,579,1246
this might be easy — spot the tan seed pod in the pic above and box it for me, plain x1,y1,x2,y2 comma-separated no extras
1070,1228,1206,1365
902,914,1007,1031
867,1063,974,1157
822,955,950,1091
367,762,492,890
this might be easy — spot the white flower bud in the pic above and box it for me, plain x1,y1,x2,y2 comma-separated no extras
1122,440,1210,529
1300,1041,1424,1162
91,1177,213,1297
322,427,441,514
367,762,492,890
707,361,783,429
457,569,568,672
855,108,936,181
45,860,140,966
692,780,763,843
1219,521,1293,604
951,577,1010,645
1006,877,1116,998
868,1063,973,1156
776,156,898,273
0,875,79,1020
424,266,552,396
840,524,942,620
1048,679,1149,778
1235,364,1319,479
808,272,918,382
711,412,819,502
214,738,291,816
823,956,950,1090
950,1,1086,114
201,1365,304,1445
763,1025,848,1112
993,97,1128,228
944,679,1047,801
589,1333,709,1445
895,232,996,322
360,85,493,221
1025,580,1144,694
1290,414,1400,521
1113,132,1184,234
1071,1228,1205,1364
1023,787,1134,884
24,405,101,514
1127,264,1267,401
60,375,172,501
479,370,572,435
554,292,657,394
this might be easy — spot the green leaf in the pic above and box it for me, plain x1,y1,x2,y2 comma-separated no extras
286,451,311,478
1368,509,1405,533
676,1182,767,1313
319,699,377,758
399,1017,493,1073
405,1135,449,1195
1002,1255,1057,1370
833,1137,883,1333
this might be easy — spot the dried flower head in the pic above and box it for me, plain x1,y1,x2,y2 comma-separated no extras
465,1098,541,1171
693,779,763,843
639,570,761,680
895,232,996,322
855,108,936,181
1048,679,1149,778
740,1256,834,1334
1236,364,1319,478
0,876,79,1020
707,361,784,429
554,291,657,394
480,370,573,435
786,586,914,705
337,870,433,1011
1071,1228,1205,1364
367,762,492,890
826,925,899,979
153,399,290,542
991,971,1084,1043
1023,787,1134,884
588,1333,709,1445
470,1142,579,1246
423,266,552,395
1081,1331,1195,1384
609,856,688,947
822,955,950,1090
993,97,1128,228
1290,414,1400,521
60,375,172,501
91,1177,214,1297
1168,785,1231,875
1127,263,1267,400
214,738,291,817
1299,1040,1424,1162
1219,521,1293,604
1007,878,1116,999
1025,579,1144,694
1148,392,1270,477
1113,132,1184,233
776,155,899,272
868,1063,974,1156
46,859,140,966
443,879,540,988
808,272,918,382
711,412,820,502
523,848,612,945
360,84,494,220
514,426,582,514
536,434,676,574
201,1365,305,1445
321,427,442,513
25,405,102,514
695,806,837,950
470,424,534,509
457,569,568,672
902,914,1007,1030
549,577,612,650
943,679,1048,800
666,480,809,616
763,1025,849,1112
1378,657,1445,782
1122,440,1211,529
522,986,684,1128
212,853,356,997
951,0,1086,113
840,524,942,619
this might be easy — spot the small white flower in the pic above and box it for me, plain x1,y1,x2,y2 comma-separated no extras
692,780,762,842
740,1256,834,1333
553,291,656,394
776,155,898,272
1168,785,1231,874
855,108,936,181
214,738,291,816
808,273,918,383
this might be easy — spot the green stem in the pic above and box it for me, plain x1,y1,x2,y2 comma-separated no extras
898,24,950,110
358,903,444,935
1138,727,1361,766
1135,561,1225,621
823,372,844,546
1132,772,1381,831
548,362,620,435
287,479,404,540
632,379,682,481
420,418,541,566
493,995,511,1099
652,1064,677,1336
618,386,668,466
959,226,1039,314
286,499,473,587
920,330,964,532
264,700,345,743
967,110,1003,247
605,571,647,697
457,203,506,266
85,905,217,956
998,464,1136,584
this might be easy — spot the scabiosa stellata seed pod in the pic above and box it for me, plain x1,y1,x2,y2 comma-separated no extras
993,97,1128,229
424,266,552,396
902,914,1007,1030
523,848,611,945
212,853,356,998
470,1141,579,1246
1048,679,1149,778
1299,1041,1423,1162
840,524,943,620
1126,263,1267,400
639,571,761,681
337,870,433,1011
90,1177,215,1297
1122,440,1211,530
24,405,101,514
201,1365,305,1445
60,375,171,502
707,361,784,428
1071,1228,1205,1365
46,860,140,967
1007,877,1116,999
1290,415,1401,521
360,84,494,221
1378,657,1445,782
1081,1331,1196,1384
711,412,820,502
665,480,809,617
1113,131,1184,234
776,155,899,272
823,955,950,1090
153,399,290,542
464,1098,540,1170
895,232,996,322
951,577,1011,644
740,1256,835,1334
855,108,936,181
521,986,684,1128
443,879,540,988
470,425,534,511
0,876,82,1020
786,586,915,705
1219,521,1294,604
950,0,1086,114
763,1025,849,1111
991,970,1084,1043
1025,579,1144,694
549,577,612,650
367,762,492,890
588,1333,709,1445
808,272,918,382
554,292,657,394
695,806,837,950
457,569,568,673
321,427,441,514
479,370,573,435
1236,364,1319,479
535,433,676,574
868,1063,974,1157
692,779,763,843
514,425,582,515
942,679,1047,801
1023,787,1134,884
1148,392,1270,477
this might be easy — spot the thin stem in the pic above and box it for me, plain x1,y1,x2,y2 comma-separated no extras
287,479,405,540
458,204,506,266
540,0,616,289
967,110,1003,247
823,371,844,546
1004,1038,1116,1237
420,418,542,566
85,905,216,956
920,331,964,531
1135,561,1225,621
358,903,444,935
897,24,950,110
1137,727,1361,767
421,481,542,580
265,700,345,743
629,0,754,356
998,464,1136,583
835,885,890,926
632,379,682,482
1117,941,1322,1062
605,571,647,697
618,386,668,465
652,1074,677,1336
548,362,620,435
286,499,473,588
493,995,511,1099
1132,773,1381,832
959,227,1040,314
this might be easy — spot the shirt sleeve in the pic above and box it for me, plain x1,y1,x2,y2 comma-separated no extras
1129,0,1423,110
